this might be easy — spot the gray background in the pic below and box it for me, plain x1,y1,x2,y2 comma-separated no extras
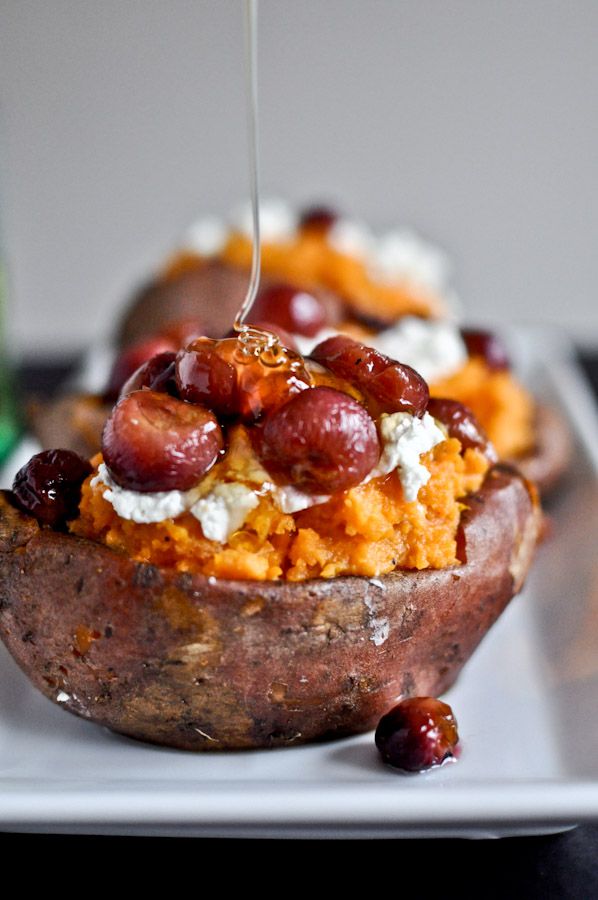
1,0,597,356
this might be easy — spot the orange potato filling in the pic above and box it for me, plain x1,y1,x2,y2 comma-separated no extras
71,435,489,582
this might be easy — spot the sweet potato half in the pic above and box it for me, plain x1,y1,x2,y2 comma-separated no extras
0,467,540,751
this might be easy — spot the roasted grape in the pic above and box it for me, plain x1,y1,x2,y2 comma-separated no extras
311,335,428,417
225,321,299,352
253,386,380,494
120,351,178,398
102,390,223,492
176,342,237,415
461,328,510,371
298,204,338,233
251,284,327,337
104,336,176,401
12,449,92,528
375,697,459,772
210,337,312,421
427,397,497,462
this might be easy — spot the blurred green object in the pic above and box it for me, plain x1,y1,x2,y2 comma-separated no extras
0,264,20,464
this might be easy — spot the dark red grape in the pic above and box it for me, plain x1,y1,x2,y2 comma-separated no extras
104,336,176,401
253,386,380,494
298,204,339,232
102,390,223,492
175,342,237,415
427,397,497,462
120,351,178,398
461,328,510,371
12,449,92,527
375,697,459,772
252,284,327,337
311,335,429,417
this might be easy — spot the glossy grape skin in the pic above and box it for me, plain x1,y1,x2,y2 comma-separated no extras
298,204,339,233
208,337,312,421
427,397,497,462
12,449,92,528
253,386,380,494
224,321,299,352
311,335,429,417
251,284,327,337
375,697,459,772
461,328,510,371
120,351,178,399
104,336,176,401
102,390,223,492
175,343,237,416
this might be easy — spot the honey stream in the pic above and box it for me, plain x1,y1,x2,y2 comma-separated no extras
232,0,286,370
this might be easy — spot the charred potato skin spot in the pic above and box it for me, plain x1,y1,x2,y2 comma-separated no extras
0,469,541,751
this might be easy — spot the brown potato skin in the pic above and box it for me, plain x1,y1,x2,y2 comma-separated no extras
511,404,572,495
0,468,540,751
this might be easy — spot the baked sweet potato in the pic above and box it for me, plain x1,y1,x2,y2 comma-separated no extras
0,466,540,751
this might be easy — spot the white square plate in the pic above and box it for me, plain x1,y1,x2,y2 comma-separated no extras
1,327,598,838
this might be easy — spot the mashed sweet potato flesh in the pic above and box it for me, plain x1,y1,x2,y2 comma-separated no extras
431,357,535,459
71,437,489,582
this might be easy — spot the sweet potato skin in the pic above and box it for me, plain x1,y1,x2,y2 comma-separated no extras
0,467,540,750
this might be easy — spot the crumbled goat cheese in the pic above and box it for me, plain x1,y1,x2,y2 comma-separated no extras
370,316,467,383
368,411,446,502
327,218,376,259
92,464,197,524
272,483,331,514
367,229,451,293
182,216,228,256
190,483,259,543
231,197,297,243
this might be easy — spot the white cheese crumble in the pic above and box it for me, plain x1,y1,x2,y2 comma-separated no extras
190,483,259,543
369,316,467,383
368,229,451,293
368,411,446,502
327,218,376,259
92,464,198,524
272,483,331,514
182,216,228,257
230,197,297,243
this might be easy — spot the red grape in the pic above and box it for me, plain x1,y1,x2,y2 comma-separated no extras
12,449,92,528
102,390,223,492
427,398,497,462
311,335,429,417
253,386,380,494
226,321,299,352
375,697,459,772
175,342,237,415
120,351,177,398
104,336,176,400
461,329,510,371
298,204,339,233
252,284,327,337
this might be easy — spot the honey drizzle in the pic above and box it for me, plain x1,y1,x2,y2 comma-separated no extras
233,0,285,368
